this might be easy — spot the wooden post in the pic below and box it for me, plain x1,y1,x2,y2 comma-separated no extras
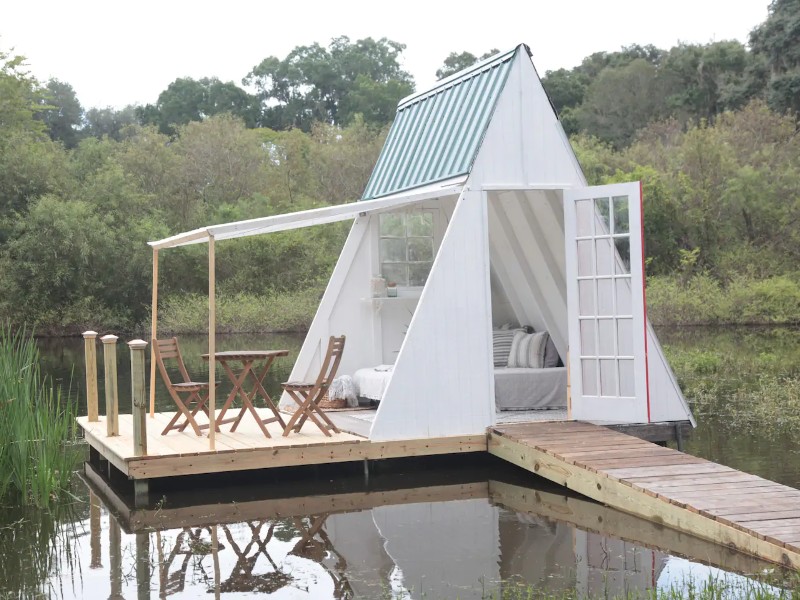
89,490,102,569
129,339,148,458
150,247,158,418
101,335,119,437
83,331,99,422
208,233,216,451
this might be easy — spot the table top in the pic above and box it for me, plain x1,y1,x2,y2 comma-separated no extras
201,350,289,361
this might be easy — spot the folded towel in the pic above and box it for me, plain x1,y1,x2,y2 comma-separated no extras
374,364,394,372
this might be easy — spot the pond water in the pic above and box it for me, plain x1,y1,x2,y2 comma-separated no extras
1,328,797,599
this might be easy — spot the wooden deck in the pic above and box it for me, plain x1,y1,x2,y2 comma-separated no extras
76,409,486,479
488,421,800,569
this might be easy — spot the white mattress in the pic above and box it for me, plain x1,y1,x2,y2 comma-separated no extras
353,365,394,400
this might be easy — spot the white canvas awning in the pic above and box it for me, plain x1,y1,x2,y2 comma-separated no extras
149,177,466,249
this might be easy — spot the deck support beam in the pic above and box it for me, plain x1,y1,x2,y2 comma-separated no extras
133,479,150,508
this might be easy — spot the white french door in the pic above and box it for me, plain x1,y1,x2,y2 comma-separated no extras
564,182,649,423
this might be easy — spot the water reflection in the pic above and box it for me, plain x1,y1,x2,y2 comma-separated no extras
12,462,783,600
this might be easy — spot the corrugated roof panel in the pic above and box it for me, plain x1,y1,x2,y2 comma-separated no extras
361,48,516,200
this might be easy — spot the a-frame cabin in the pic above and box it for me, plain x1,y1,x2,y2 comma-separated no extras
277,44,694,440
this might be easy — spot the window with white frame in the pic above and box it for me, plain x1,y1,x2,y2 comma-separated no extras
379,211,434,287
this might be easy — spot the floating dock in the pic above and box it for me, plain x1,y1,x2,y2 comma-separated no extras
77,414,800,569
488,421,800,569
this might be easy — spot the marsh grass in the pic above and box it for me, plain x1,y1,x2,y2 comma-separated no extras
0,325,79,506
478,572,800,599
661,328,800,438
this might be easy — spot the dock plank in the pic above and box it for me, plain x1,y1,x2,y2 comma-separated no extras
489,421,800,569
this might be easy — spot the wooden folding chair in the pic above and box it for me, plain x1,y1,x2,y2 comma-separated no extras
281,335,345,437
154,337,216,436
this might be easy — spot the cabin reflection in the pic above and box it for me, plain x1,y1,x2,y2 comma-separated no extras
78,463,781,600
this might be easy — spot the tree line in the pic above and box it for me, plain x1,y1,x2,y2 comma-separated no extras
1,0,799,333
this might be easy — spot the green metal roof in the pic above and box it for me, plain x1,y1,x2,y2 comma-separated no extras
361,48,517,200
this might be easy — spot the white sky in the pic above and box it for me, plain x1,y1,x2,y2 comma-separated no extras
3,0,770,110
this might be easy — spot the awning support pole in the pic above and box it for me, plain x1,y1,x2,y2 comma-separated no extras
149,247,158,417
208,234,216,450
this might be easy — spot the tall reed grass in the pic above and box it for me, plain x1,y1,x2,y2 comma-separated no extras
0,325,78,506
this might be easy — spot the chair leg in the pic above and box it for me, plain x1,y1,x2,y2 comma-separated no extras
282,389,338,437
162,391,202,436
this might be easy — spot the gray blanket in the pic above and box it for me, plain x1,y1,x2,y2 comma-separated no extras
494,367,568,410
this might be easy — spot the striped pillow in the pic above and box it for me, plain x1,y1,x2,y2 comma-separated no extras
492,330,518,367
507,330,549,369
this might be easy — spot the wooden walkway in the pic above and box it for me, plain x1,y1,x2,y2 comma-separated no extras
488,421,800,569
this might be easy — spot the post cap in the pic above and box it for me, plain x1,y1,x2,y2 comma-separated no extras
100,334,119,343
127,339,148,350
82,330,98,338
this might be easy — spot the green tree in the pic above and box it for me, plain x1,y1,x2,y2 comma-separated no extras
84,105,139,140
245,36,413,131
750,0,800,114
574,59,677,147
435,49,499,79
662,41,756,122
39,79,83,148
139,77,261,135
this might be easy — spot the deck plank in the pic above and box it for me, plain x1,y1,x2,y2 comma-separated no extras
489,421,800,569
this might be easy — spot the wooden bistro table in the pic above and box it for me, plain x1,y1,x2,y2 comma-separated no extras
201,350,289,437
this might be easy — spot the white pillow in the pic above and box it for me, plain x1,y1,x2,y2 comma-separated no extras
507,330,549,369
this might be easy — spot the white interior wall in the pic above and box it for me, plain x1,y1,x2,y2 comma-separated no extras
375,199,456,364
487,189,568,358
279,217,376,409
370,191,494,440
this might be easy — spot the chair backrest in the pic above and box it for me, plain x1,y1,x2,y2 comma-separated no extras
314,336,346,390
153,337,192,387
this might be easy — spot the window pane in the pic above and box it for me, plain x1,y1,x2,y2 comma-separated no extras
578,240,593,276
595,197,610,234
615,236,631,274
407,237,433,261
576,199,593,237
380,238,406,262
613,196,629,234
598,318,614,356
600,359,617,396
408,262,432,286
619,360,635,397
617,318,633,356
595,239,613,276
597,278,613,315
380,213,405,237
579,280,594,315
406,212,433,236
381,263,408,286
582,360,598,396
580,320,596,356
615,277,632,315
